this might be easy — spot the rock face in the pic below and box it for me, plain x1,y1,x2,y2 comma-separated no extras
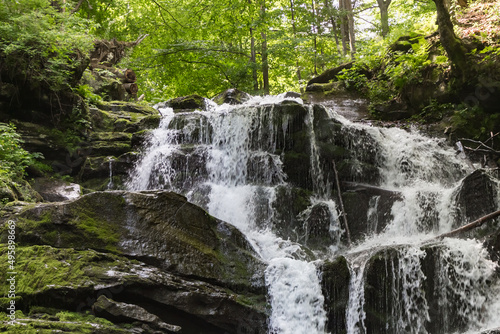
0,191,267,333
32,178,81,202
93,295,182,332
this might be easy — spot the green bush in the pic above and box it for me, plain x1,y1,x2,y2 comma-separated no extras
0,0,96,93
0,123,42,179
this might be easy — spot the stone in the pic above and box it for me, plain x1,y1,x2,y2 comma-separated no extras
320,256,350,334
7,190,266,294
454,169,497,223
33,178,81,202
212,88,251,105
167,94,206,112
0,244,267,334
93,295,181,332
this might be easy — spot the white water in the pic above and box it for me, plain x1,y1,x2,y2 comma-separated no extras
127,95,500,334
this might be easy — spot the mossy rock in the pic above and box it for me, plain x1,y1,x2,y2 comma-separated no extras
167,94,206,112
1,191,266,293
89,101,159,133
89,132,132,142
0,244,267,333
212,89,251,105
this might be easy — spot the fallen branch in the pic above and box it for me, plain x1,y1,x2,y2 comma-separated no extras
435,209,500,239
333,160,352,247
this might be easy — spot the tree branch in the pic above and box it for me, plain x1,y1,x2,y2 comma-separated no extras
435,209,500,239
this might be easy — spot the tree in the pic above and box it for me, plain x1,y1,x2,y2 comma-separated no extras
432,0,468,81
376,0,392,37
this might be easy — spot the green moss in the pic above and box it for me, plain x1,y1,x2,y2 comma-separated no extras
0,311,129,333
0,245,138,298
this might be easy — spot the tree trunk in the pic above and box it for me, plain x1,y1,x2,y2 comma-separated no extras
311,0,319,75
432,0,468,81
261,1,270,95
250,28,259,91
346,0,356,59
339,0,350,56
376,0,392,37
93,65,137,83
324,0,342,56
290,0,304,91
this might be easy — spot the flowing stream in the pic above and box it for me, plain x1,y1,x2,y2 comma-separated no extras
127,94,500,334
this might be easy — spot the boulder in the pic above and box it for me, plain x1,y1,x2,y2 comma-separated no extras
454,169,498,224
33,178,81,202
320,256,350,334
212,88,251,105
0,244,267,334
6,190,266,294
167,94,206,112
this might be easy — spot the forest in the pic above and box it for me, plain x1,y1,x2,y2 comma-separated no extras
2,1,500,333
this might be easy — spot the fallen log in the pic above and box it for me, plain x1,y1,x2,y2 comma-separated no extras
435,209,500,239
92,65,136,83
123,83,138,95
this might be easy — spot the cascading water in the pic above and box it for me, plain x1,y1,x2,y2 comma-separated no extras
127,93,500,334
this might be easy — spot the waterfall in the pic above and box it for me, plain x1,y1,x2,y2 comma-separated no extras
127,94,500,334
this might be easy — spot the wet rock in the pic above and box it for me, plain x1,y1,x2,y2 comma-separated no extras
320,256,350,334
212,88,251,105
341,182,400,241
7,190,266,294
455,169,498,224
0,245,267,334
93,295,181,333
284,91,301,99
167,94,206,112
89,101,160,133
371,100,412,121
33,178,81,202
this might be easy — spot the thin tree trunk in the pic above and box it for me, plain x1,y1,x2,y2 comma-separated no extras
311,0,319,75
261,1,270,94
333,160,351,247
250,28,259,91
376,0,391,37
346,0,356,59
290,0,303,92
339,0,350,56
249,0,259,92
324,0,342,56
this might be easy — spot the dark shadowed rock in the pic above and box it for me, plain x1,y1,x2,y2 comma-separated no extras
320,256,350,334
93,295,181,333
167,94,206,112
213,88,251,105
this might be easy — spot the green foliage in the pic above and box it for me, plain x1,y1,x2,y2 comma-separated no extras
411,100,454,123
74,84,103,105
451,104,500,139
0,0,96,93
384,37,432,90
0,123,42,179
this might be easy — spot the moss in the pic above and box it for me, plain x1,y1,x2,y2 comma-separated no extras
0,311,129,333
0,245,139,298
